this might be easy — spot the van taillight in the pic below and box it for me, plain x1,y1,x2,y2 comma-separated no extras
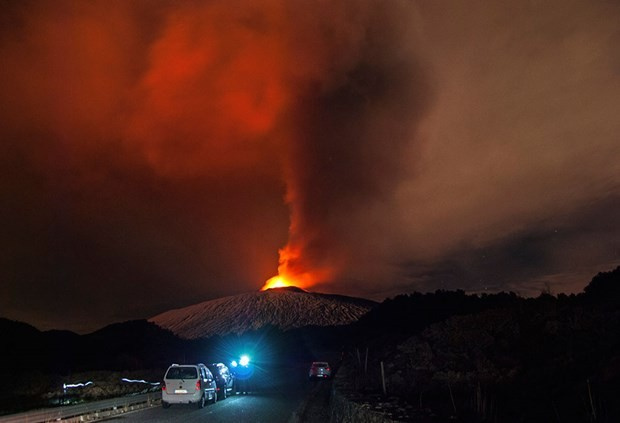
195,381,201,391
162,385,166,391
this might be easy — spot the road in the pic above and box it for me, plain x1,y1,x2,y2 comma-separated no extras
114,391,304,422
109,361,331,423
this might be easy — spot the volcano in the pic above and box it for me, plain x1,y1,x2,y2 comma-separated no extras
149,286,377,339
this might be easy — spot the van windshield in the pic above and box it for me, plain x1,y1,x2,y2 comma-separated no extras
166,366,198,379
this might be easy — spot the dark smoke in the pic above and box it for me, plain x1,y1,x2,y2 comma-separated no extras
281,3,434,287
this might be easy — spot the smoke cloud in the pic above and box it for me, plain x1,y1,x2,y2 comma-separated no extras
1,0,619,332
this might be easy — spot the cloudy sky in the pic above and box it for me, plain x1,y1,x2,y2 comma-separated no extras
1,0,619,333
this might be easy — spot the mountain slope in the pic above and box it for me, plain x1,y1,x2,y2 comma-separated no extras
149,287,377,339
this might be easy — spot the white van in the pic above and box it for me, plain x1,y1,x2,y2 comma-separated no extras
162,363,218,408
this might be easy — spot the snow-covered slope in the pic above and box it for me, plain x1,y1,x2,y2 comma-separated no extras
149,287,376,339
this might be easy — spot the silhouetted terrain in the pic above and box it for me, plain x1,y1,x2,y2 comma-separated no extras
341,266,620,422
2,267,619,421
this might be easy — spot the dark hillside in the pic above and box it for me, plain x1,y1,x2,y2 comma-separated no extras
341,266,620,422
349,289,521,348
583,266,620,305
81,320,183,371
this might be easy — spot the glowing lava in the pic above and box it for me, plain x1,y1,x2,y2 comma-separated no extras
260,244,331,291
261,275,294,291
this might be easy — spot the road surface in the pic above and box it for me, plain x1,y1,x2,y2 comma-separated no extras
113,390,304,422
109,361,332,422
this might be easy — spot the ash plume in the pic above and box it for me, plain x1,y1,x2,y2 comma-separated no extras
276,2,433,288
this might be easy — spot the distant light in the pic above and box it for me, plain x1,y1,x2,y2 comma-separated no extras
231,360,238,367
63,381,93,389
239,355,250,366
121,378,160,385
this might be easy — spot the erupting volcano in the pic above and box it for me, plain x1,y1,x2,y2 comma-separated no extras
260,244,333,291
260,246,303,291
261,275,292,291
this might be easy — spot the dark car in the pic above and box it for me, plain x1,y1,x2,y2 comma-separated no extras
207,362,235,399
309,361,332,380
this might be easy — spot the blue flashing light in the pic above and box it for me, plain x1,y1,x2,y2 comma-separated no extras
239,355,250,367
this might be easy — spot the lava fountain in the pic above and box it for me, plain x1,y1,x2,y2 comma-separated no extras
260,244,330,291
261,275,294,290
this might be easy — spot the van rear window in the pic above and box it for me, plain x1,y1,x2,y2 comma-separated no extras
166,367,198,379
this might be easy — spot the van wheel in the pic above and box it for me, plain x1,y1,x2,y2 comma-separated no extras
162,401,170,409
199,393,206,408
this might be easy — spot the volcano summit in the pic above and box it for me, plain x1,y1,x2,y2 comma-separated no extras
149,287,376,339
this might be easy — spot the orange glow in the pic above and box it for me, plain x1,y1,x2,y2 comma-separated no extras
125,0,291,177
260,244,334,291
260,275,293,291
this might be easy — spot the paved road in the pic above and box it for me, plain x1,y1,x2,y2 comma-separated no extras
114,391,305,422
110,362,318,423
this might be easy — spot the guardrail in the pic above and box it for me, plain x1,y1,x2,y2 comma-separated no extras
0,392,161,423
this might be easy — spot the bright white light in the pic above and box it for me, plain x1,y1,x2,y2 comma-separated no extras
121,378,160,385
239,355,250,366
63,381,93,389
231,360,238,367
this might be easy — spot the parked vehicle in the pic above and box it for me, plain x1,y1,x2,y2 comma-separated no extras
207,362,235,399
162,363,217,408
309,361,331,380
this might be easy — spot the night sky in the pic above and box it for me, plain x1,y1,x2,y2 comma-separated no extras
1,0,619,333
